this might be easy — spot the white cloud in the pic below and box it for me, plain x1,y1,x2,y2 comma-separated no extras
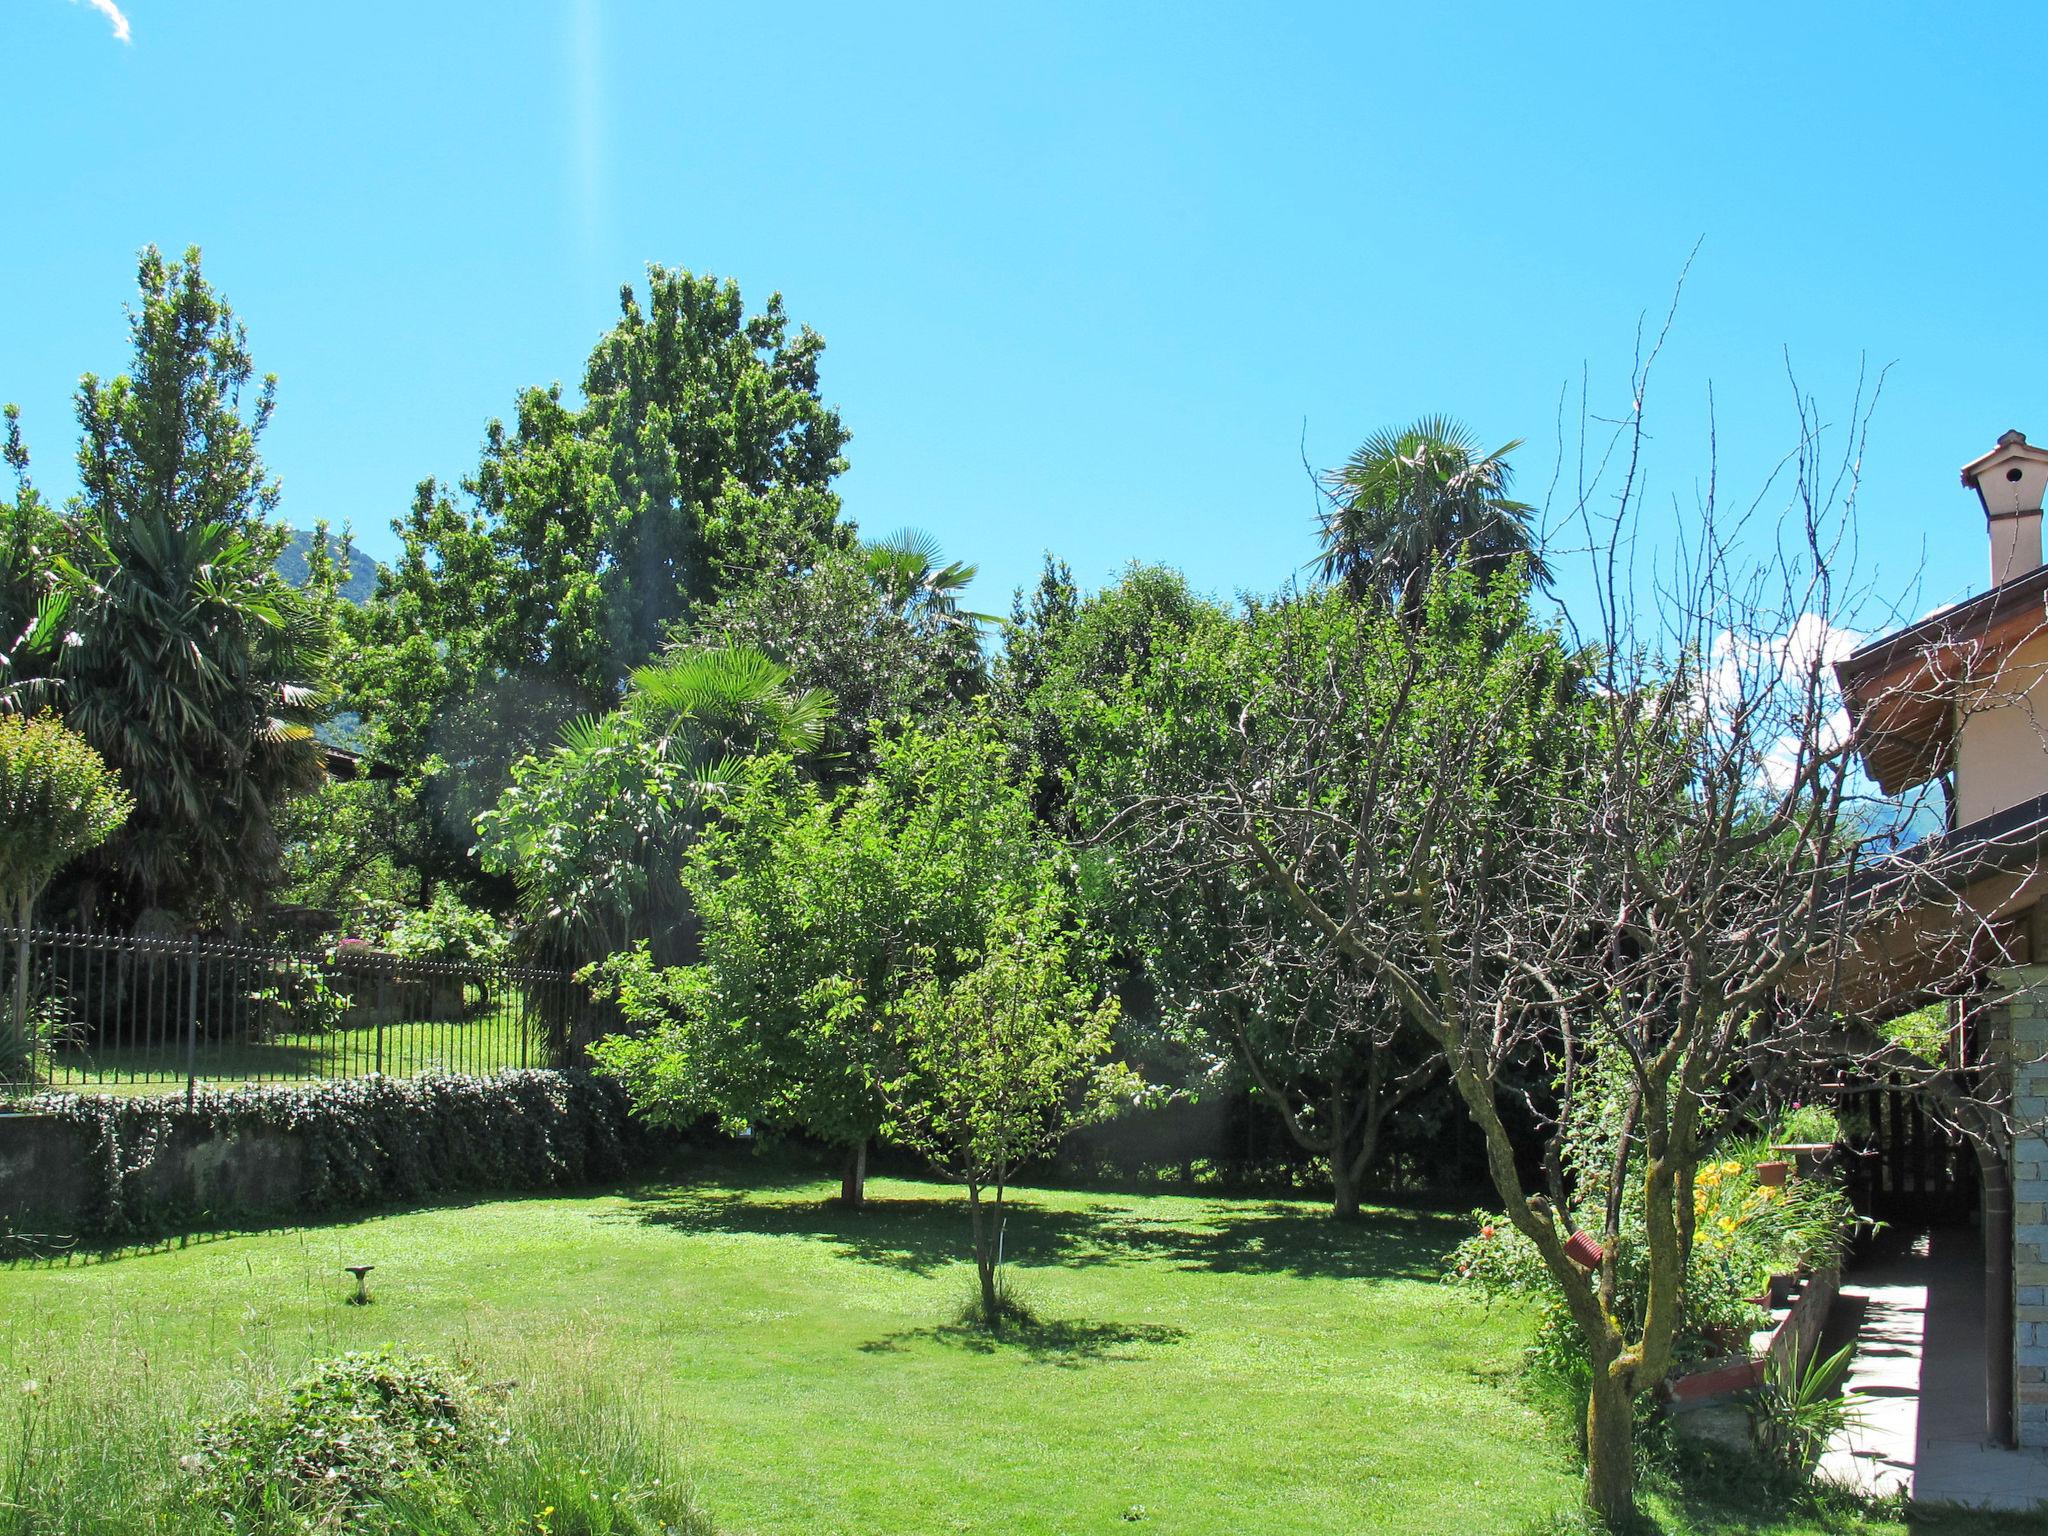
1693,613,1862,795
1704,613,1861,721
71,0,132,43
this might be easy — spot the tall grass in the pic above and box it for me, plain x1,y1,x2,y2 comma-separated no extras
0,1350,708,1535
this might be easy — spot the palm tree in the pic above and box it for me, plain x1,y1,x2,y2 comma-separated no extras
482,644,835,967
862,529,996,630
61,512,331,927
1316,416,1548,615
623,643,834,773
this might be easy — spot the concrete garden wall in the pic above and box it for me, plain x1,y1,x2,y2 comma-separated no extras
0,1070,641,1248
0,1109,308,1239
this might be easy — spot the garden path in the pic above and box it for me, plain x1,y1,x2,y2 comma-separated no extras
1819,1227,2048,1512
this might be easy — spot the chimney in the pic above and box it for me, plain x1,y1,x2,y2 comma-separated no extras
1962,429,2048,585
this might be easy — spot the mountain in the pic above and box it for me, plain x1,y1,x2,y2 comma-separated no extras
276,528,382,605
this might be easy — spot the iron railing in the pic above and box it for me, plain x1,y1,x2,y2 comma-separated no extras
0,927,595,1097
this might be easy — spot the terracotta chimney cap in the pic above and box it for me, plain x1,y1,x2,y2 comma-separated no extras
1961,429,2048,490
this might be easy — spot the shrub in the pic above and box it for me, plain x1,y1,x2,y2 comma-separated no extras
187,1351,499,1522
0,712,131,1082
2,1351,710,1535
1444,1136,1857,1446
1745,1342,1864,1480
0,712,132,922
246,966,353,1038
1774,1102,1839,1146
21,1068,642,1242
381,890,512,969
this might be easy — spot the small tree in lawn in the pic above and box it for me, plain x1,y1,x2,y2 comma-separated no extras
0,712,131,1069
592,716,1049,1207
883,897,1130,1330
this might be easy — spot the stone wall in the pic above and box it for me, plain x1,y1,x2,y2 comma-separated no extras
0,1071,643,1248
0,1111,308,1240
2005,965,2048,1449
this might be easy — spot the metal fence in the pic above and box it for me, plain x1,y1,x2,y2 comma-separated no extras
0,927,595,1097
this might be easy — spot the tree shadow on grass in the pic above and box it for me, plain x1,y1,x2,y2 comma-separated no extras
1,1186,588,1268
859,1314,1189,1369
620,1182,1459,1284
1077,1200,1457,1283
621,1188,1103,1277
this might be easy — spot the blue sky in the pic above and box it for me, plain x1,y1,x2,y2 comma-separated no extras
3,1,2039,634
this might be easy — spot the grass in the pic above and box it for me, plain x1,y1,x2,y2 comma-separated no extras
4,1358,709,1534
0,1158,2029,1534
28,1012,540,1097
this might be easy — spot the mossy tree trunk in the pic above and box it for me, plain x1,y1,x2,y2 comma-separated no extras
839,1138,868,1208
967,1180,1002,1327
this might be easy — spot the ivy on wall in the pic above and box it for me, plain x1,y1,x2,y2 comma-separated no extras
20,1069,641,1241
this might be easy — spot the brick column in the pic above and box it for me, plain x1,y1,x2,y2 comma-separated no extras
1993,964,2048,1448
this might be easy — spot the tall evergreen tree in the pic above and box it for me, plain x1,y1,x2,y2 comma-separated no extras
349,267,852,888
42,246,329,929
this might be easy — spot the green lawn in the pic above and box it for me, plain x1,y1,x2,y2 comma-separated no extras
0,1163,2010,1534
32,1012,541,1097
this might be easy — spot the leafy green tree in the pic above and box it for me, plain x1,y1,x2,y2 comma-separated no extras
993,562,1211,831
593,718,1048,1207
272,771,421,923
1041,575,1441,1215
0,408,77,715
74,246,283,541
351,268,851,888
476,644,830,966
379,888,509,968
0,712,131,1057
267,522,406,924
1316,416,1547,615
883,897,1129,1327
29,247,331,929
1114,558,1823,1523
860,528,994,631
692,535,985,782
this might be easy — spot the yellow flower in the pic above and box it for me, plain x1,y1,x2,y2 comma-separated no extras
1721,1161,1741,1176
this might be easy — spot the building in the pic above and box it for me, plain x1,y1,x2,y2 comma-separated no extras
1836,430,2048,1450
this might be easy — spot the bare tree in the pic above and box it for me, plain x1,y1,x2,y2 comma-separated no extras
1101,333,1997,1517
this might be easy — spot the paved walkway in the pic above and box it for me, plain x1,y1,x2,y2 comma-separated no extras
1819,1227,2048,1512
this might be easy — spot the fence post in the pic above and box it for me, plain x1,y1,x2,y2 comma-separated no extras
183,935,201,1106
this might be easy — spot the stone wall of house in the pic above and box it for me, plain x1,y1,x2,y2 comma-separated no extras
2001,964,2048,1449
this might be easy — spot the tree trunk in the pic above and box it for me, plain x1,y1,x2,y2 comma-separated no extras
1584,1371,1636,1525
839,1139,868,1208
968,1184,1001,1330
1329,1146,1362,1220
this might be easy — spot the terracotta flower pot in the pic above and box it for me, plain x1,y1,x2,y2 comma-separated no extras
1755,1160,1790,1187
1564,1230,1604,1268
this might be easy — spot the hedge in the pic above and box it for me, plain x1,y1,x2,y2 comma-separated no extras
19,1069,643,1240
